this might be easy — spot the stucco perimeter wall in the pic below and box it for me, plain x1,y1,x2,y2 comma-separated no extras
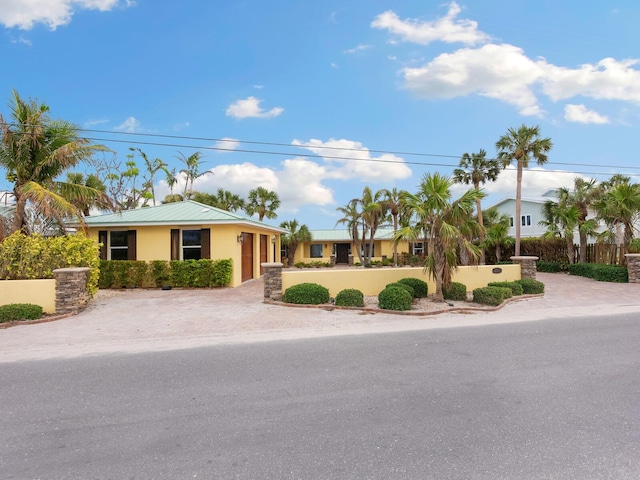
0,279,56,314
281,264,521,297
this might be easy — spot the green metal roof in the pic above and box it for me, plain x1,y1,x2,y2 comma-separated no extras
308,228,397,242
84,200,286,232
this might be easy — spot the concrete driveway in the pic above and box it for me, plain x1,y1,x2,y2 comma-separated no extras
2,273,640,363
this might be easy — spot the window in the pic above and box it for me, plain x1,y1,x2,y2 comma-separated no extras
310,244,323,258
509,217,514,227
521,214,532,227
280,244,289,262
110,231,129,260
182,230,202,260
412,242,424,255
361,244,375,257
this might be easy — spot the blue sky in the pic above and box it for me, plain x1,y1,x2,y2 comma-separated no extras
2,0,640,229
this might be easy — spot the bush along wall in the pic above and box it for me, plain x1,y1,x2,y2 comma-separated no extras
0,232,100,296
567,263,628,283
98,259,233,289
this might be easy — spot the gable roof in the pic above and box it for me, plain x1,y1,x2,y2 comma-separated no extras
84,200,286,233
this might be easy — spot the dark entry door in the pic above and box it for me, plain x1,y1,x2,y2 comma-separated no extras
241,233,254,282
260,234,268,275
336,243,350,264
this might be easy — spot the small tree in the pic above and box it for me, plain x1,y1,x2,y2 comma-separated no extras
280,219,312,266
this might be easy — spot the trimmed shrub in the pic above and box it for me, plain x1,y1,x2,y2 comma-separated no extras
335,288,364,307
537,261,563,273
150,260,171,287
397,277,428,298
386,282,415,298
472,286,506,306
516,278,545,294
0,303,43,322
378,286,413,311
567,263,628,283
443,282,467,301
283,283,330,305
488,281,524,296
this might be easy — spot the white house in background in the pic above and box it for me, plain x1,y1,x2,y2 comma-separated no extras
488,189,559,239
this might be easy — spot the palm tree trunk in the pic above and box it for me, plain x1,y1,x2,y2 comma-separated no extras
579,231,587,263
10,194,26,234
476,193,485,265
515,162,523,256
392,214,398,267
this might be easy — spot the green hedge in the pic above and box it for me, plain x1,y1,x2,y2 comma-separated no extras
378,286,413,311
516,278,545,294
98,259,233,288
0,303,43,322
335,289,364,307
567,263,628,283
283,283,330,305
536,261,563,273
0,232,100,296
443,282,467,301
472,286,507,306
386,282,415,298
397,277,428,298
488,281,524,296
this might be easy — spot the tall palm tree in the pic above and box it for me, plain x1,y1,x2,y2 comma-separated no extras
397,172,483,301
594,180,640,262
539,199,579,264
557,177,601,263
213,188,245,212
481,207,514,263
245,186,280,221
335,198,365,265
178,151,210,199
130,147,167,207
280,219,312,267
165,167,178,196
496,124,553,256
0,90,106,233
453,149,501,265
359,187,386,266
378,187,408,266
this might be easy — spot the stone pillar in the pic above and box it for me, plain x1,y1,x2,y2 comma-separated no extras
348,254,354,266
510,256,539,280
261,262,283,301
53,267,90,315
624,254,640,283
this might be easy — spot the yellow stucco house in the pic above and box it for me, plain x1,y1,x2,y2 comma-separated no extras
291,228,421,265
84,200,286,287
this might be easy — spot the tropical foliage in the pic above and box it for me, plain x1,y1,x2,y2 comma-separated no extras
245,186,280,221
280,219,312,267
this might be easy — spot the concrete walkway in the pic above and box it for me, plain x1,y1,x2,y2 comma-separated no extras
2,273,640,363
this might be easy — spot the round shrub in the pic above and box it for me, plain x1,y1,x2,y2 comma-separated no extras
283,282,330,305
488,281,524,296
443,282,467,301
378,286,413,311
472,286,506,306
335,288,364,307
0,303,43,322
397,277,428,298
386,282,415,298
516,278,545,294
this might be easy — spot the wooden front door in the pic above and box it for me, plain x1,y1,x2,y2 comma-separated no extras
336,243,350,264
260,234,268,275
241,233,254,282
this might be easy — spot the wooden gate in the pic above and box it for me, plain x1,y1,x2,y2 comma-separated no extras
260,234,268,275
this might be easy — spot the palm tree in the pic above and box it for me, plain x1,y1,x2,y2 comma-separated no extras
165,167,179,196
178,151,210,200
213,188,245,212
378,187,408,266
453,149,501,265
539,199,579,264
557,177,601,263
496,124,553,256
481,207,514,263
130,147,167,207
335,198,365,265
594,180,640,262
0,90,106,233
245,186,280,221
280,219,312,267
65,172,109,216
397,172,483,301
359,187,386,266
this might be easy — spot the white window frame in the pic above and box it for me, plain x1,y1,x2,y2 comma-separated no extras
521,214,532,227
412,242,424,255
182,229,202,260
109,230,129,260
310,244,323,258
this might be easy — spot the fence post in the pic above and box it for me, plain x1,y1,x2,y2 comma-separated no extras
510,256,539,280
53,267,90,315
624,254,640,283
262,262,283,301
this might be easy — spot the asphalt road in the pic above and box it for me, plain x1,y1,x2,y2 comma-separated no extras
2,313,640,480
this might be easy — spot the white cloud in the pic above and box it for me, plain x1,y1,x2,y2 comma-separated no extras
0,0,131,30
225,96,283,119
564,104,610,124
330,62,339,69
292,138,412,182
402,43,545,116
371,2,490,46
84,118,109,127
343,44,372,54
114,116,140,133
214,137,240,152
476,166,582,201
172,122,190,131
376,5,640,116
